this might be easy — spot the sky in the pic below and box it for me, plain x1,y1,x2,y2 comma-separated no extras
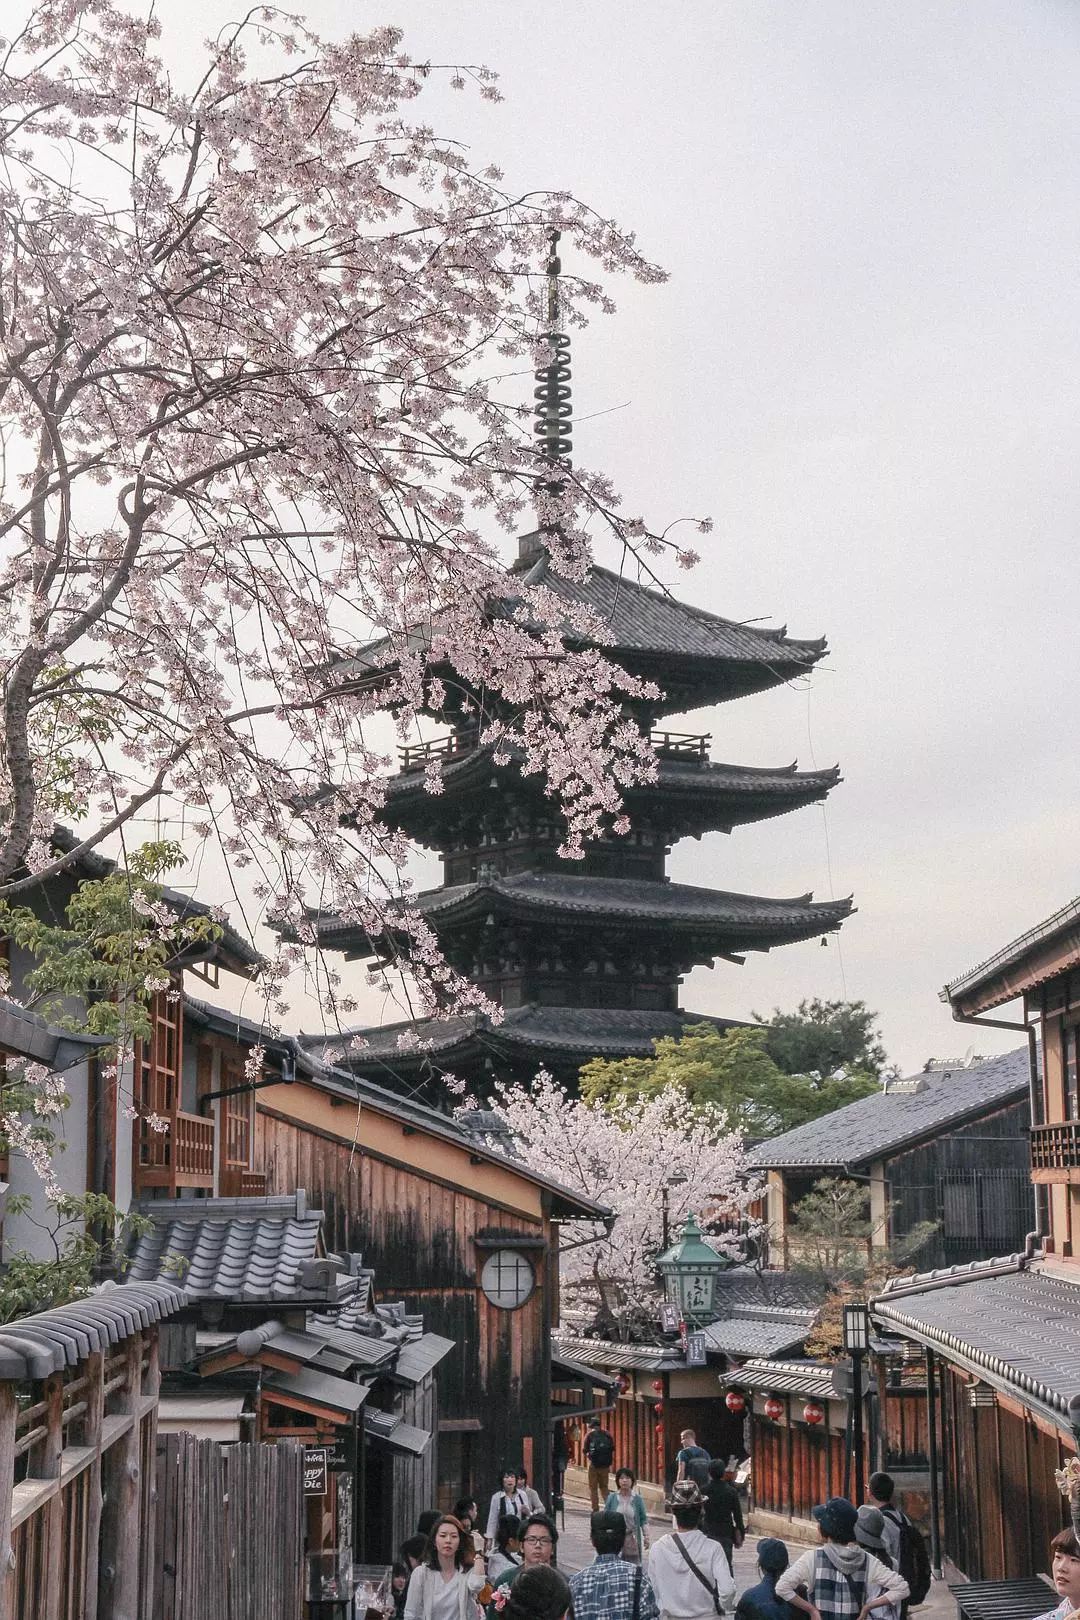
154,1,1080,1075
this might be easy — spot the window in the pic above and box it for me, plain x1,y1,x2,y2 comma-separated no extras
480,1249,535,1310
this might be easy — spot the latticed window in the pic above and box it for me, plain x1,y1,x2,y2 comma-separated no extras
480,1249,535,1310
133,984,182,1179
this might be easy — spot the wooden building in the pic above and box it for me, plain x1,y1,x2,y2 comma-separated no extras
252,1052,609,1511
872,900,1080,1583
298,535,849,1099
751,1047,1033,1271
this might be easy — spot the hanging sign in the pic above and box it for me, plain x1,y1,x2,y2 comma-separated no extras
686,1333,707,1367
660,1303,681,1334
304,1446,329,1496
327,1428,357,1473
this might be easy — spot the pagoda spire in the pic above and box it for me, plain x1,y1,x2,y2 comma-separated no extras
525,231,574,565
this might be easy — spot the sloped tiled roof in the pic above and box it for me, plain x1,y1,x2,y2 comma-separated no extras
552,1334,687,1373
749,1047,1030,1171
874,1261,1080,1427
943,895,1080,1011
723,1358,840,1400
699,1313,816,1358
312,874,852,951
393,1333,456,1384
126,1191,355,1305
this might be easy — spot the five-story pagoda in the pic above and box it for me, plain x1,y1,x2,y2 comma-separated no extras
301,241,851,1098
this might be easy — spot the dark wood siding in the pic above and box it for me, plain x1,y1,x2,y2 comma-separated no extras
748,1405,848,1520
885,1098,1032,1270
257,1107,553,1511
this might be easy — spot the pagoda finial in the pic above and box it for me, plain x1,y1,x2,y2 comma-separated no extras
533,229,573,468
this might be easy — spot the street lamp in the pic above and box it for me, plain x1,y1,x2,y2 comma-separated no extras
660,1172,688,1251
843,1302,871,1505
656,1213,730,1326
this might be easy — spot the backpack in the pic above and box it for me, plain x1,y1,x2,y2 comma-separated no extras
588,1430,614,1468
884,1507,931,1605
686,1450,712,1490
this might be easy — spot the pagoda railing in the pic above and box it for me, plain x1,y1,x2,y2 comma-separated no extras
649,729,711,761
399,726,711,770
1031,1120,1080,1182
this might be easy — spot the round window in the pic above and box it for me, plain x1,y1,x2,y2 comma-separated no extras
480,1249,535,1310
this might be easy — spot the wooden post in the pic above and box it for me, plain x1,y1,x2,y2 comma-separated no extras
99,1332,143,1620
38,1372,65,1620
82,1350,105,1620
0,1384,17,1620
140,1332,160,1620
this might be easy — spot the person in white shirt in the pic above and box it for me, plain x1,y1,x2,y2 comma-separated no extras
775,1499,908,1620
403,1516,487,1620
517,1468,545,1515
648,1480,737,1620
486,1469,531,1547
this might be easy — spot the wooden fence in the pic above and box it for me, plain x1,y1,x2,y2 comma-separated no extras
155,1432,303,1620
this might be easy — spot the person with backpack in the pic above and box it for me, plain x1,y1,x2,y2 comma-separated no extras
584,1417,616,1511
854,1510,901,1620
675,1430,712,1491
866,1473,932,1613
775,1498,908,1620
648,1480,737,1620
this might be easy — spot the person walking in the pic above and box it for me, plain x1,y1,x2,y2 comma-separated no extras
854,1510,901,1620
605,1467,650,1562
866,1473,931,1616
486,1469,531,1546
648,1480,737,1620
1035,1527,1080,1620
455,1498,485,1556
488,1517,524,1584
403,1516,488,1620
674,1431,712,1490
701,1460,745,1574
583,1417,615,1511
775,1498,908,1620
569,1510,661,1620
517,1469,545,1514
734,1539,798,1620
499,1566,572,1620
486,1513,559,1616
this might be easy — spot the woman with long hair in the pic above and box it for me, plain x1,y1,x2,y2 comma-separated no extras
403,1516,487,1620
500,1566,571,1620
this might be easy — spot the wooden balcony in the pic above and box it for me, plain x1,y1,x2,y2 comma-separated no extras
134,1109,215,1194
219,1166,269,1199
1031,1120,1080,1183
649,729,710,762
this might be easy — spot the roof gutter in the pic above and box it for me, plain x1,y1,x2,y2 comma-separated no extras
947,1005,1042,1263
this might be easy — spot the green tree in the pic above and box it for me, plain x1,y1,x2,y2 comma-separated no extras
579,1009,884,1137
756,997,887,1081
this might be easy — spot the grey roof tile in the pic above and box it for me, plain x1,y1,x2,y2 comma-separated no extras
392,1333,456,1384
749,1047,1030,1170
699,1315,813,1358
261,1365,371,1417
723,1359,839,1400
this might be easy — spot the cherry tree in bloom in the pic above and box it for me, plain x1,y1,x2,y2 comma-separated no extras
480,1070,762,1338
0,2,705,1033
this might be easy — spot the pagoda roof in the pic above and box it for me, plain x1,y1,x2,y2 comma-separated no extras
335,556,827,718
378,743,840,841
302,1006,743,1072
309,873,852,957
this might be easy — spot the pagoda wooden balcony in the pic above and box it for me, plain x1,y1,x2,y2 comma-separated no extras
1031,1120,1080,1183
649,729,711,762
134,1109,215,1194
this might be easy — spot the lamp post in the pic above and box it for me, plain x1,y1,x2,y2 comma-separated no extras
843,1302,871,1506
656,1214,730,1327
660,1172,688,1252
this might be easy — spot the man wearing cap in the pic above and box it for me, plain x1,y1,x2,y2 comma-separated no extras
775,1498,908,1620
648,1481,737,1620
854,1509,901,1620
735,1539,797,1620
570,1511,661,1620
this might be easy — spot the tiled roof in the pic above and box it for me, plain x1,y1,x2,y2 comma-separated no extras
0,1281,187,1380
392,1333,456,1384
313,873,852,948
713,1268,827,1312
873,1260,1080,1426
262,1364,370,1418
748,1047,1030,1170
309,1006,742,1068
699,1314,815,1358
363,1412,433,1455
723,1359,840,1400
0,996,107,1070
552,1335,687,1373
943,895,1080,1010
126,1191,357,1306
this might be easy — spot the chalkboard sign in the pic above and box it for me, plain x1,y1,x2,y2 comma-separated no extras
686,1332,707,1367
304,1446,329,1497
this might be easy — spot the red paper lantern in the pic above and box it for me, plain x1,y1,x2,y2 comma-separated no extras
653,1401,664,1417
725,1390,746,1414
763,1396,784,1422
615,1373,631,1395
651,1378,663,1395
803,1400,825,1426
654,1422,663,1436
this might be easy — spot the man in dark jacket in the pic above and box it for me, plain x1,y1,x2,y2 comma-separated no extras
702,1459,745,1573
736,1539,798,1620
583,1417,615,1511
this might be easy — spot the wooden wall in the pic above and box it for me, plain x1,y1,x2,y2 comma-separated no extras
750,1403,849,1520
885,1099,1032,1270
940,1366,1071,1580
257,1106,553,1511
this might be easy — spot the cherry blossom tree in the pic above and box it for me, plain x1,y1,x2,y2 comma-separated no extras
0,2,702,1032
477,1070,762,1339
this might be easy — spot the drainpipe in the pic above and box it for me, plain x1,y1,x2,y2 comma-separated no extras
949,1007,1043,1261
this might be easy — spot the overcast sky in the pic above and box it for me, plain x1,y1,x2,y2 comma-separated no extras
158,1,1080,1075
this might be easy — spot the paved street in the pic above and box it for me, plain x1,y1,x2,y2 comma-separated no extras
556,1494,958,1619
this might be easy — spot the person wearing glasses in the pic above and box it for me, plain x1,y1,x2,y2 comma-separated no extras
486,1514,558,1617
